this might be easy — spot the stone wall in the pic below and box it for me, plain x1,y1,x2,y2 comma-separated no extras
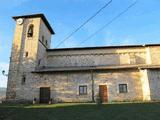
36,19,52,67
16,72,93,102
6,17,26,99
15,70,144,102
140,69,151,101
46,48,147,67
148,46,160,65
147,69,160,100
94,69,143,102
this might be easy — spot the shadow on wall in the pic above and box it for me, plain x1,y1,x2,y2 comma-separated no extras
6,43,36,100
148,70,160,100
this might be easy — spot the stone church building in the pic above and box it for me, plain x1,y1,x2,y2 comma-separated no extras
6,14,160,103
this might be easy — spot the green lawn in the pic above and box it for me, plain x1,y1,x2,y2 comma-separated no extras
0,102,160,120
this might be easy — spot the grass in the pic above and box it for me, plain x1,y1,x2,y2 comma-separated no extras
0,102,160,120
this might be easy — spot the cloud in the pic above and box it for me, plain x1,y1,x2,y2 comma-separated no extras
0,62,9,88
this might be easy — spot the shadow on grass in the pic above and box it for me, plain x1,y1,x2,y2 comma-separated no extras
0,102,160,120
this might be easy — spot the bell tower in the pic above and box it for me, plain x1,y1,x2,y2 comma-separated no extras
6,14,54,100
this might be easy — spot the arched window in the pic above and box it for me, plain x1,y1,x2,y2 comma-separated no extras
27,24,34,37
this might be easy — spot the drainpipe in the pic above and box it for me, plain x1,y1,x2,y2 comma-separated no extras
91,70,95,102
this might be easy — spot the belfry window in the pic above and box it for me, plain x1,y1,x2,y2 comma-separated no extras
27,24,34,37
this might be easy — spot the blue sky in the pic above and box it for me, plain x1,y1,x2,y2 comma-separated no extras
0,0,160,87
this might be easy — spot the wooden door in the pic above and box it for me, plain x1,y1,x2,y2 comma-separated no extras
40,87,50,103
99,85,108,102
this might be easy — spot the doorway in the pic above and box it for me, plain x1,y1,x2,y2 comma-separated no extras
99,85,108,102
39,87,50,103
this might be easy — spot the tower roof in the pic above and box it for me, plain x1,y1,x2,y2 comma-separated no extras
12,14,55,34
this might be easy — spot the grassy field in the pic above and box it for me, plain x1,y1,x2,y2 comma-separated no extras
0,102,160,120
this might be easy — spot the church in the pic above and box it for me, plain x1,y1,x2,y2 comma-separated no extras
6,14,160,103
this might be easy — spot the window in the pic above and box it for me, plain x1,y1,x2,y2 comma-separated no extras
25,52,28,57
79,85,87,95
42,36,44,43
21,75,26,85
27,24,34,37
119,84,128,93
46,40,48,46
38,59,41,66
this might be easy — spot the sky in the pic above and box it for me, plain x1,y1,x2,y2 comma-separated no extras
0,0,160,87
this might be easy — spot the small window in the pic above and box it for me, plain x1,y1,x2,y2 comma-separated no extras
25,52,28,57
42,36,44,43
22,75,26,85
46,40,48,46
38,59,41,66
119,84,128,93
27,24,34,37
79,85,87,95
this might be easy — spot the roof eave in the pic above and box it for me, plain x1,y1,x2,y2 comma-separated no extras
47,43,160,52
12,14,55,34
